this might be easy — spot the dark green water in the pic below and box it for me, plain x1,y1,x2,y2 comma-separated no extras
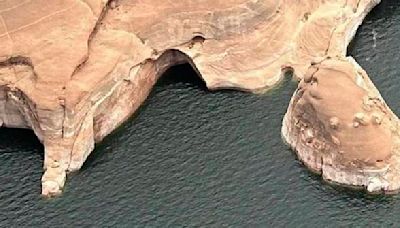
0,1,399,227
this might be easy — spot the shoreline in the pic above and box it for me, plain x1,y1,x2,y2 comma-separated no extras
0,0,394,196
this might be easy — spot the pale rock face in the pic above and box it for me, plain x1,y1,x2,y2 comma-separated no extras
0,0,394,196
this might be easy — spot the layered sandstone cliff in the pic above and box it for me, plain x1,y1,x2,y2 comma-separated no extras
0,0,391,196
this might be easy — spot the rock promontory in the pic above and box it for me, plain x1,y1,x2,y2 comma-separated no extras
0,0,392,196
282,58,400,193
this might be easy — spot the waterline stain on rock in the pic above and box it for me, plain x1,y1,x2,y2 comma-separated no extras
0,0,398,196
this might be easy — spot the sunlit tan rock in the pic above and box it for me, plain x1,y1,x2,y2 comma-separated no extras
282,58,400,193
0,0,391,196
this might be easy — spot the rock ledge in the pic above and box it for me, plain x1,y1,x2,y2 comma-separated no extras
0,0,393,196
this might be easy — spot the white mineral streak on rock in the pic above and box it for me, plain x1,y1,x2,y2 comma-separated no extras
0,0,394,196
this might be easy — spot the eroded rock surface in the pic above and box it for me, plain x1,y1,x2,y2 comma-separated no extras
282,58,400,193
0,0,392,196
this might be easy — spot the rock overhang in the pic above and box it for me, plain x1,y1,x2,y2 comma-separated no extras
0,0,394,196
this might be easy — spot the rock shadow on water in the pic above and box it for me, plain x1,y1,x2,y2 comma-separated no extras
157,63,208,91
363,0,400,21
82,61,298,172
82,63,211,171
0,128,43,156
0,128,44,200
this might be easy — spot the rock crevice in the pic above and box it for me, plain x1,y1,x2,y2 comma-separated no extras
0,0,395,196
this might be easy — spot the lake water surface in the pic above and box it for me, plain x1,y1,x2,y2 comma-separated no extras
0,1,400,227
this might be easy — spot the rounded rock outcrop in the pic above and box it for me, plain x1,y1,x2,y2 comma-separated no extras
0,0,391,196
282,58,400,193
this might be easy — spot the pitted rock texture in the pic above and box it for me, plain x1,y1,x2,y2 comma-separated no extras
282,58,400,193
0,0,392,196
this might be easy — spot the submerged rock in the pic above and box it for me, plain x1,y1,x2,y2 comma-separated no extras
0,0,391,196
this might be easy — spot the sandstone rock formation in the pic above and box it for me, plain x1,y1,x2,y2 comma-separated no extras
0,0,391,196
282,58,400,193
